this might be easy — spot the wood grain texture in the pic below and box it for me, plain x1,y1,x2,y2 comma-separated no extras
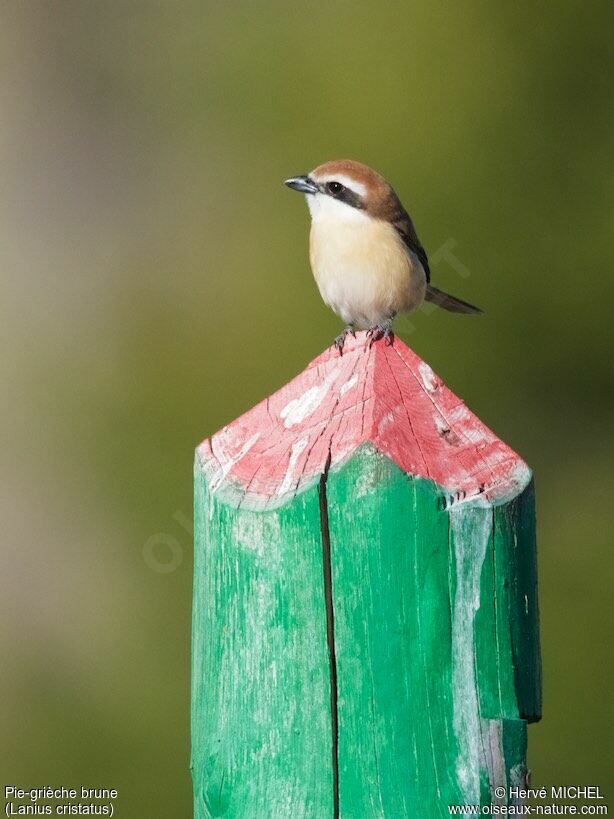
192,469,333,817
196,333,529,511
323,445,537,815
192,335,541,817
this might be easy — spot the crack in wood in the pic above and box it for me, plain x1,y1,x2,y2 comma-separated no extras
318,447,340,819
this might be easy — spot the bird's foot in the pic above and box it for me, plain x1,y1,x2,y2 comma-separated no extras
334,326,355,355
366,321,395,348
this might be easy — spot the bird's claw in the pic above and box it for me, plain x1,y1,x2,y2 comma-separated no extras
366,323,395,348
334,326,355,355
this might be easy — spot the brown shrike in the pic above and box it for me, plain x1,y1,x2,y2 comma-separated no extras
285,159,482,353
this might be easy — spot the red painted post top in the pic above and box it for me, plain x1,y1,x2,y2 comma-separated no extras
197,333,530,510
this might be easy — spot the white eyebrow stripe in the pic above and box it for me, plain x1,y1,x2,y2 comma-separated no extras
312,172,367,198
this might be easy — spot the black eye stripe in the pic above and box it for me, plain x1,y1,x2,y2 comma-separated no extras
319,180,365,210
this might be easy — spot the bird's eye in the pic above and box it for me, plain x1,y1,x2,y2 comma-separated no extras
327,181,344,195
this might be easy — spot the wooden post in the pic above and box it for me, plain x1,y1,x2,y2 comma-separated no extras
192,333,541,818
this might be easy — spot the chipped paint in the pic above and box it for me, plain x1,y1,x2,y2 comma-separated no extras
462,426,489,445
418,360,439,392
280,371,339,428
231,514,281,556
195,332,531,509
208,431,261,492
377,409,396,435
509,764,528,797
339,373,359,396
277,436,309,497
448,404,471,424
193,409,539,815
481,719,507,803
434,415,451,435
450,501,492,805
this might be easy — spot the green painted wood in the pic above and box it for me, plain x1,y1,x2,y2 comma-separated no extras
323,444,537,816
191,466,333,818
474,483,541,723
192,441,539,816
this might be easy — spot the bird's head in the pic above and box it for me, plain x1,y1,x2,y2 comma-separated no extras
284,159,400,224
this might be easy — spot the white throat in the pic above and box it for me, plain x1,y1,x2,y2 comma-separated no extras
306,192,371,225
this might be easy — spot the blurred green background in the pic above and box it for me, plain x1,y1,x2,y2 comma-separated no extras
1,1,612,815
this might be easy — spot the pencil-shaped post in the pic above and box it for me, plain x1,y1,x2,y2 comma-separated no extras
192,333,541,817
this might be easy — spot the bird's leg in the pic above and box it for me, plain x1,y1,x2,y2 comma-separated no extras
334,325,355,355
366,317,395,348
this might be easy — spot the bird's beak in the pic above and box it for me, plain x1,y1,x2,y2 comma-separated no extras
284,175,318,195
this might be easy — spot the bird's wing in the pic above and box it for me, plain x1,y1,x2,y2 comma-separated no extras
390,206,431,282
389,199,482,314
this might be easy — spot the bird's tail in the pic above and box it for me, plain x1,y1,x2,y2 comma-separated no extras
425,285,483,315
